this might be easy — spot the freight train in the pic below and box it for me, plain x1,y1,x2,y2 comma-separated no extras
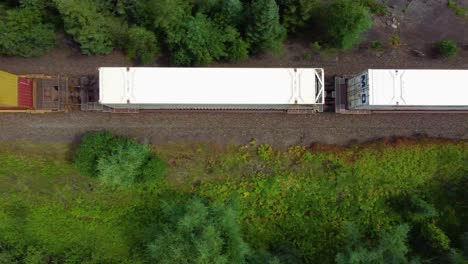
1,68,467,113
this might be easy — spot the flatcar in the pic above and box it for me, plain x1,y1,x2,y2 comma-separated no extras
335,69,468,113
98,67,325,113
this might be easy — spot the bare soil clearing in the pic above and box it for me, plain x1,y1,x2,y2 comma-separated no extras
0,112,466,149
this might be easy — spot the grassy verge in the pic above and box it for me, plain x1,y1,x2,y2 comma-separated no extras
0,138,466,263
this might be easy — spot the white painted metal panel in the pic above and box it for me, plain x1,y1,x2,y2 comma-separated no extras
368,69,468,106
99,67,323,106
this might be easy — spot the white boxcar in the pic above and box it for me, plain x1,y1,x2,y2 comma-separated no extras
99,67,324,110
347,69,468,111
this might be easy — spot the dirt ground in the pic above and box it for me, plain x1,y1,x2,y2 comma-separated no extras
0,0,466,77
0,112,466,149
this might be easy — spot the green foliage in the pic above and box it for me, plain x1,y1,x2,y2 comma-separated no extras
359,0,388,16
191,0,221,14
422,223,451,251
74,131,116,177
391,33,401,47
148,197,251,263
197,141,467,262
147,0,191,31
167,13,226,65
75,132,162,187
246,0,286,54
0,8,55,57
54,0,123,55
0,150,143,263
216,0,244,26
221,25,250,62
166,12,248,65
371,40,384,51
105,0,152,25
19,0,49,12
125,26,159,64
0,0,394,64
316,0,372,50
97,139,152,187
435,39,458,58
448,0,468,20
276,0,319,33
336,223,412,264
0,140,466,263
142,155,167,183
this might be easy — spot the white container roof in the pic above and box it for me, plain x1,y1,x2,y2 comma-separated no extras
99,67,324,105
368,69,468,106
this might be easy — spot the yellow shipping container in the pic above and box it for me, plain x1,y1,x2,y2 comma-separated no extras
0,71,18,107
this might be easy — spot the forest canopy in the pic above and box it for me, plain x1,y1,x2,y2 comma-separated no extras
0,0,376,65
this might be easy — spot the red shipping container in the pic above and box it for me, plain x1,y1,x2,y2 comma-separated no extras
18,77,33,109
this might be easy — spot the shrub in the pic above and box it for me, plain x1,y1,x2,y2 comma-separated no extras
125,26,159,64
435,39,458,58
0,8,55,57
75,131,116,177
54,0,124,55
246,0,286,54
315,0,372,50
96,138,152,187
371,40,384,51
142,154,167,182
148,197,251,263
448,0,468,20
391,33,401,47
75,132,161,187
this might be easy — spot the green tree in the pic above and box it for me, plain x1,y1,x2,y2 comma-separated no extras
54,0,124,55
336,223,413,264
0,8,55,57
191,0,221,14
316,0,372,50
167,13,226,65
277,0,319,33
148,198,250,264
222,26,250,61
125,26,159,64
147,0,191,32
246,0,285,54
19,0,49,12
216,0,244,26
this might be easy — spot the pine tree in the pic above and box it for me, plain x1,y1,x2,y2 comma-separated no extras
148,198,251,263
246,0,285,54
